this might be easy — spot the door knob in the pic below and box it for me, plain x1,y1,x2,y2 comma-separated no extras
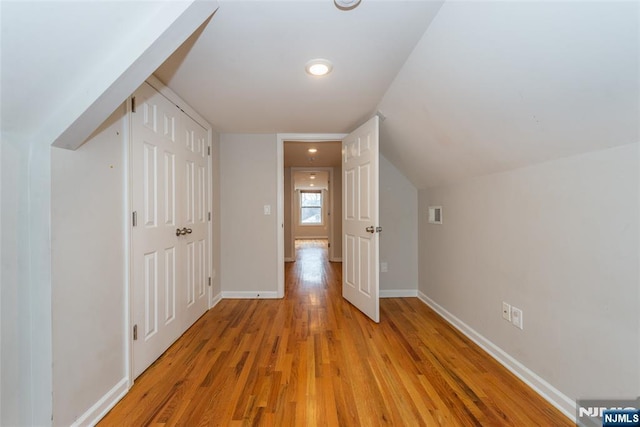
365,226,375,233
176,227,193,236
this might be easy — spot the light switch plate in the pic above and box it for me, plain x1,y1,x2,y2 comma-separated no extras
264,205,271,215
502,302,511,321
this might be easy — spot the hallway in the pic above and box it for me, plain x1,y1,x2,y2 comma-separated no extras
100,240,571,426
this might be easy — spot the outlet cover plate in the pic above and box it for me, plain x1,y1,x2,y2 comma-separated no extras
502,302,511,321
511,307,523,330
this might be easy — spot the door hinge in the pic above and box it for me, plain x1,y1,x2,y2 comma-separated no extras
208,277,211,287
133,324,138,341
132,211,137,227
208,212,211,221
328,243,331,248
208,146,211,156
131,96,136,113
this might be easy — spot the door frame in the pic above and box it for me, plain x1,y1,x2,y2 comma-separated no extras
276,133,347,298
126,74,214,386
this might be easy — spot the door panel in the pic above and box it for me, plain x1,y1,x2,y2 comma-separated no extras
132,82,209,378
181,113,209,328
342,116,380,323
164,247,176,323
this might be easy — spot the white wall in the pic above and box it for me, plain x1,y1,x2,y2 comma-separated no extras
379,155,418,295
1,139,50,426
419,144,639,412
51,105,128,426
220,134,279,297
1,135,53,426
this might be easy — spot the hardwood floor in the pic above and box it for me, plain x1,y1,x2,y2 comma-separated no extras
100,239,572,426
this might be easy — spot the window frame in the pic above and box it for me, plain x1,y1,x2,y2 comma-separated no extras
299,190,324,226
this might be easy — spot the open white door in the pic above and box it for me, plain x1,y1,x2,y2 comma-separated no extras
342,116,380,323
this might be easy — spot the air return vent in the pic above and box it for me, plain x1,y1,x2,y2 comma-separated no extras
428,206,442,224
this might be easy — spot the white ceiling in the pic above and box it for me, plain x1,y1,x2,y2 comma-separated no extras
378,0,639,188
284,141,342,167
294,170,330,190
4,0,637,190
155,0,444,133
1,0,187,140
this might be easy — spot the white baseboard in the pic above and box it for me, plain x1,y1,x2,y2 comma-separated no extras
209,292,222,308
417,291,576,422
221,291,280,299
71,377,128,427
329,257,342,262
380,289,418,298
284,257,295,262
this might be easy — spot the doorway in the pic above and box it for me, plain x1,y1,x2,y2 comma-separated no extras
289,168,333,261
278,135,346,298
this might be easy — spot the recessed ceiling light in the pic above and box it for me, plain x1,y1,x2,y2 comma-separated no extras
308,148,318,153
310,175,316,179
305,59,333,77
310,183,315,187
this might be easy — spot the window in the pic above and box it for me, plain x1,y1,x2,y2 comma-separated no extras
300,191,323,225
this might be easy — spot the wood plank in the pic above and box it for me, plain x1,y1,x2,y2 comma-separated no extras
100,239,572,426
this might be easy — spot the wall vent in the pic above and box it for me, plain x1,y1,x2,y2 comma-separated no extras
428,206,443,224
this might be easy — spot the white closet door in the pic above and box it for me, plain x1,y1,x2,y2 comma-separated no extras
131,82,209,378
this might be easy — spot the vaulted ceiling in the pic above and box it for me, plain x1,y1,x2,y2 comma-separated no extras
155,0,444,134
4,0,638,189
157,0,640,188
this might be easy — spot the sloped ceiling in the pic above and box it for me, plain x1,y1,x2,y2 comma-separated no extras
3,0,636,189
156,0,444,133
378,1,639,188
1,0,218,149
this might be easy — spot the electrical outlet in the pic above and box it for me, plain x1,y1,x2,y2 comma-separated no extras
380,262,388,273
511,307,523,330
502,302,511,321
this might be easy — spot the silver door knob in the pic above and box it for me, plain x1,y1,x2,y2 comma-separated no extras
365,226,375,233
176,227,193,236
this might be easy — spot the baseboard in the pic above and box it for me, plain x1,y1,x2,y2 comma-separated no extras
71,377,128,427
417,291,576,422
329,257,342,262
221,291,280,299
380,289,418,298
210,292,222,308
284,257,295,262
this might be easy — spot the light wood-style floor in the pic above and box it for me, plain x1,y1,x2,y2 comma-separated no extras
100,239,572,426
